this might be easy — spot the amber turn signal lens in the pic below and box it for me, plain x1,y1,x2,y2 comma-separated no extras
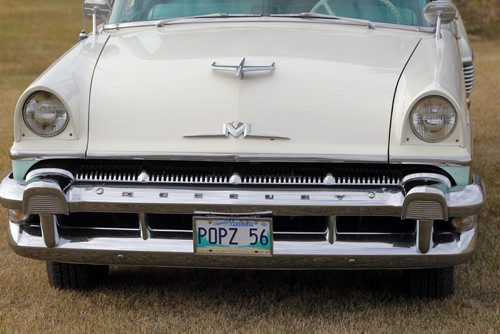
451,216,475,231
8,209,30,224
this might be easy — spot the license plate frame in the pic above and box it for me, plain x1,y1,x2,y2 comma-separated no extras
193,216,273,256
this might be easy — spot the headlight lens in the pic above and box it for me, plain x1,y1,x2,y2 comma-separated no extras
410,96,457,142
22,91,69,137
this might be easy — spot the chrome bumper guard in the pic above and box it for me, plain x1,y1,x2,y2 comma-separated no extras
0,172,485,269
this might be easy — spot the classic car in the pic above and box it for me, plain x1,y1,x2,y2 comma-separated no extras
0,0,484,298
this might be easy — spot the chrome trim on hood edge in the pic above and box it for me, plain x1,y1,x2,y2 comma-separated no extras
10,149,472,165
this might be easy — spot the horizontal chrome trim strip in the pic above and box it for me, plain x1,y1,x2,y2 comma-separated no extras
195,211,272,216
133,229,329,235
389,154,472,165
11,149,388,163
68,186,405,216
274,231,327,235
336,231,413,235
149,228,191,233
10,149,84,161
11,149,472,166
60,227,330,236
8,222,476,269
84,152,388,163
60,226,139,232
11,149,472,167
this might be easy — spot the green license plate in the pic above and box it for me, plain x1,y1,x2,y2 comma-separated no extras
193,216,272,256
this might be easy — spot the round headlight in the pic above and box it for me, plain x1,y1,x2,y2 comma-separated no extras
22,91,69,137
410,96,457,143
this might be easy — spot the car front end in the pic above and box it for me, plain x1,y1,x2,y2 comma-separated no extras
0,0,485,297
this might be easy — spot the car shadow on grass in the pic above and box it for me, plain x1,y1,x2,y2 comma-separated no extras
98,267,407,308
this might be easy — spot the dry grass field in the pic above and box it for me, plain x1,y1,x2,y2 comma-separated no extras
0,1,499,332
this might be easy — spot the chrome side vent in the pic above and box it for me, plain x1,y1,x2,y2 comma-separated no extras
463,63,474,97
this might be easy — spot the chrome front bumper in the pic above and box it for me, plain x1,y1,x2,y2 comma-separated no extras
7,222,477,269
0,172,485,269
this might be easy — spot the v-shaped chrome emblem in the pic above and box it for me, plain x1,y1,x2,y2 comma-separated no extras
225,121,247,137
184,122,289,140
211,58,275,79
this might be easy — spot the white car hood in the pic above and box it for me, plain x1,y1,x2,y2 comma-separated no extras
87,22,420,161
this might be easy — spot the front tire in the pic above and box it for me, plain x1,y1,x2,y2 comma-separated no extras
46,262,109,290
405,267,454,299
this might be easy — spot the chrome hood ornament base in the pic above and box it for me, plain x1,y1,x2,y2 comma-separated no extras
211,58,275,79
184,121,290,140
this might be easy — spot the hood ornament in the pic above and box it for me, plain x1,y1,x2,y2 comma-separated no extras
184,122,290,140
211,58,275,79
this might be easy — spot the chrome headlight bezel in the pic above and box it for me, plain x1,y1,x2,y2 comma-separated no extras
22,91,70,138
409,95,458,143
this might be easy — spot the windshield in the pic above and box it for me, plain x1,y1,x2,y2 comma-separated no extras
109,0,432,26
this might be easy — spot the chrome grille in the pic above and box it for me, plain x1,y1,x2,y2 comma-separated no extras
76,170,139,182
74,164,402,187
463,63,474,96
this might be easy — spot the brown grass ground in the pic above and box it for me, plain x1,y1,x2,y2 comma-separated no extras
0,1,499,332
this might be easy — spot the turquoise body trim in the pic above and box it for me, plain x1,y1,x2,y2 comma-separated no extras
440,166,470,186
12,160,37,183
